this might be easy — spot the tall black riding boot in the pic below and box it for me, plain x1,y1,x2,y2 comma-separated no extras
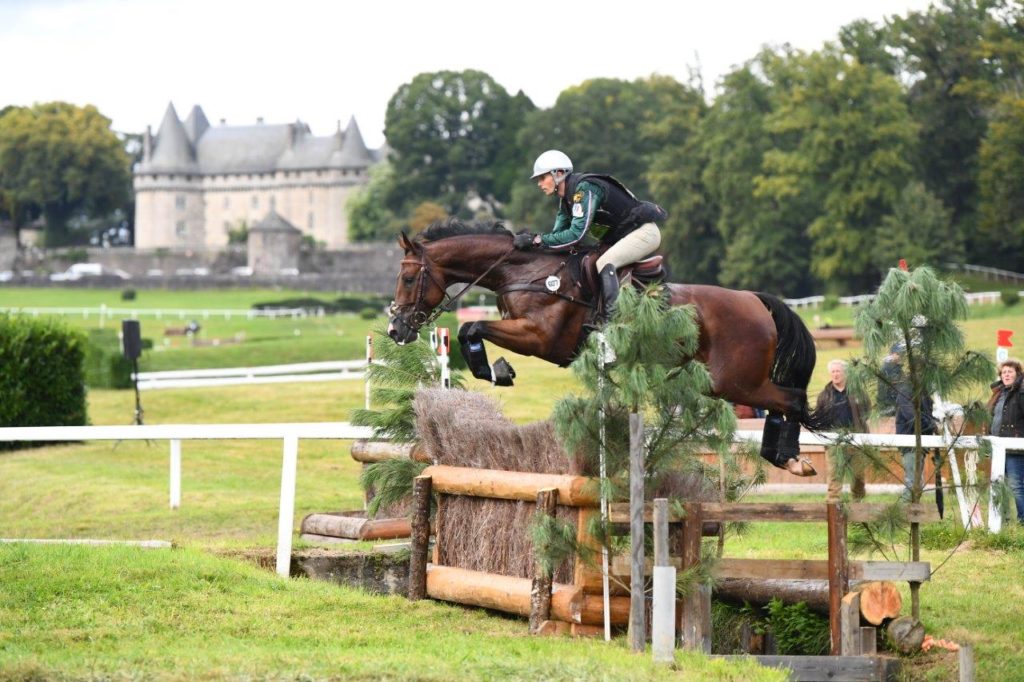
598,264,620,324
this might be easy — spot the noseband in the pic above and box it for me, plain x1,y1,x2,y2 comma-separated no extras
390,245,516,332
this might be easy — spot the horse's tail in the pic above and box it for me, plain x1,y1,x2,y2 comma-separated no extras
755,292,828,430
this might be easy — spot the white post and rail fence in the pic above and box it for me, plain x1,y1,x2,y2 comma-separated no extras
0,425,1019,578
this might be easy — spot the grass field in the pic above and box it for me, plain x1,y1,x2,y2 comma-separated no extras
2,285,1023,679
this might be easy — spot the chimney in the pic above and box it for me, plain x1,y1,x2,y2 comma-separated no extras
219,118,226,125
257,117,264,125
143,125,153,162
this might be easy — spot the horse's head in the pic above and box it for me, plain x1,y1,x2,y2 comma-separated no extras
387,232,448,344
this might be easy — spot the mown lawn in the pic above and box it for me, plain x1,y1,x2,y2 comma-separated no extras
2,286,1023,679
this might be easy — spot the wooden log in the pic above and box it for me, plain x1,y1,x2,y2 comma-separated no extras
886,616,925,654
421,464,599,507
425,564,630,625
529,488,558,634
692,502,939,524
714,577,904,619
571,624,605,638
301,512,412,541
573,507,602,589
856,581,902,625
536,620,570,636
408,476,432,601
351,440,430,463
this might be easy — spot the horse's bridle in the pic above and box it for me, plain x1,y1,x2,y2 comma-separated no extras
389,246,517,332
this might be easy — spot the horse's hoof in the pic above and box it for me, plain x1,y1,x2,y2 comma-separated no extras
785,457,817,477
492,358,516,387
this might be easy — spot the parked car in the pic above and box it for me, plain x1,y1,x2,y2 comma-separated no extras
50,263,131,282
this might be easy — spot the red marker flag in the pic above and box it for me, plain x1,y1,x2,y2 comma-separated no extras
898,259,908,271
997,329,1014,347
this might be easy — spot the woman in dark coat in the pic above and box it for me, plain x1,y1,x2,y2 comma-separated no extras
988,359,1024,524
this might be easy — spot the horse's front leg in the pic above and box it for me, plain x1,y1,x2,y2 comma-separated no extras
457,318,552,387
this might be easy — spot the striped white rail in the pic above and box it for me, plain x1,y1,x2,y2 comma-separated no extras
136,360,367,390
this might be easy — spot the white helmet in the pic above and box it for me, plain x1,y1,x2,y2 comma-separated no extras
531,149,573,179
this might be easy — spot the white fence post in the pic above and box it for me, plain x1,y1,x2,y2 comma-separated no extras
169,439,181,509
276,435,299,577
988,440,1007,533
365,335,373,410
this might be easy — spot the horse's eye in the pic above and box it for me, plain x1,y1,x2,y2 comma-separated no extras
403,276,415,286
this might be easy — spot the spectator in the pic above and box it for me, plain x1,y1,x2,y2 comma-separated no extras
815,359,870,501
988,359,1024,524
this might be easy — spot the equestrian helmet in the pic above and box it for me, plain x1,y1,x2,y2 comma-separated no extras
531,149,573,179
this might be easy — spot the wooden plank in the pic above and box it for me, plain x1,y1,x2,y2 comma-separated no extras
959,643,976,682
628,413,645,653
827,503,849,656
713,558,830,580
690,502,938,523
840,592,862,656
848,503,940,524
860,627,877,655
853,561,931,583
716,655,900,681
680,502,708,651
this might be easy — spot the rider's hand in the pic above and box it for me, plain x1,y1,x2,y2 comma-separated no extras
513,232,537,250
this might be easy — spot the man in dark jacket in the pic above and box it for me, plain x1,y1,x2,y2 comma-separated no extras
989,359,1024,524
815,359,870,501
516,149,666,323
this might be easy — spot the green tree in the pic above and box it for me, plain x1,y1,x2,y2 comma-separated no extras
873,181,961,270
977,97,1024,267
850,266,993,618
346,162,404,242
700,54,815,296
757,48,917,291
888,0,1002,259
383,70,534,214
0,102,131,246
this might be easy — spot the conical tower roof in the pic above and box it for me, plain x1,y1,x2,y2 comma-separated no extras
146,102,197,173
183,105,210,144
332,116,373,168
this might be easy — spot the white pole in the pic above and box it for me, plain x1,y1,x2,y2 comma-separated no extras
276,435,299,577
935,397,973,529
988,440,1007,533
169,439,181,509
364,335,373,411
652,498,676,664
437,327,451,389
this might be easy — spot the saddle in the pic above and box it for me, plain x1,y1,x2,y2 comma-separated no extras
577,250,666,299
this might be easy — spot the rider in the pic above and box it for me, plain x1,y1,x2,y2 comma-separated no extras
514,149,665,323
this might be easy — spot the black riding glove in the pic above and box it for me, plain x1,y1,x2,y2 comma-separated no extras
513,232,536,250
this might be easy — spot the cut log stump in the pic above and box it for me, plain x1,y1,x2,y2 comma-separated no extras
856,581,902,625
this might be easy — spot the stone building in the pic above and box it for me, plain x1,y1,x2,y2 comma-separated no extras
248,210,302,276
133,103,382,250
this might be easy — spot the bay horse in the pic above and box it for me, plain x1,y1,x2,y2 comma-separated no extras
387,219,823,476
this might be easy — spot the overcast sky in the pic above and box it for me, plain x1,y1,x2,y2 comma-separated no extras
1,0,938,150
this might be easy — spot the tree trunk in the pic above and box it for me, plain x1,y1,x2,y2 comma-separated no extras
715,578,901,622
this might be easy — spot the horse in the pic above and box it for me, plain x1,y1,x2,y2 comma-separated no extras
387,219,824,476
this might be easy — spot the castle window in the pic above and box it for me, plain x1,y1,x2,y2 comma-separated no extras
175,195,186,210
308,212,314,231
175,220,186,238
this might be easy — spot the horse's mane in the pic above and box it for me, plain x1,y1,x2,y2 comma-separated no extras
417,217,513,243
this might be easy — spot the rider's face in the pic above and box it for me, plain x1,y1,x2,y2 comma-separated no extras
536,173,557,196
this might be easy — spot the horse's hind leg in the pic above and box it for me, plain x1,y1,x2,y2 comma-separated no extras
738,383,814,475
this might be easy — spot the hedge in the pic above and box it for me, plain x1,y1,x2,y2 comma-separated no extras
0,314,88,449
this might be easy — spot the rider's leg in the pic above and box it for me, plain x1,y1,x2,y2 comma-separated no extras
594,223,661,321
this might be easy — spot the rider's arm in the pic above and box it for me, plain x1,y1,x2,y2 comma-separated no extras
540,181,604,249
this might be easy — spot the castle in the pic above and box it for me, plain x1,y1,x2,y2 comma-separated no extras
133,103,383,250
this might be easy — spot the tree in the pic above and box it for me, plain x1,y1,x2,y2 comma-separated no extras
383,70,535,215
757,48,918,291
873,182,961,270
0,102,131,246
700,54,815,296
887,0,1003,259
849,266,992,618
346,162,404,242
976,97,1024,268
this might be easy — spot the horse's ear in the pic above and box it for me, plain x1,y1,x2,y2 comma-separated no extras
398,231,416,254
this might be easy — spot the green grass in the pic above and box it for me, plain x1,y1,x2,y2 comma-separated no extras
0,544,782,681
2,286,1023,679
